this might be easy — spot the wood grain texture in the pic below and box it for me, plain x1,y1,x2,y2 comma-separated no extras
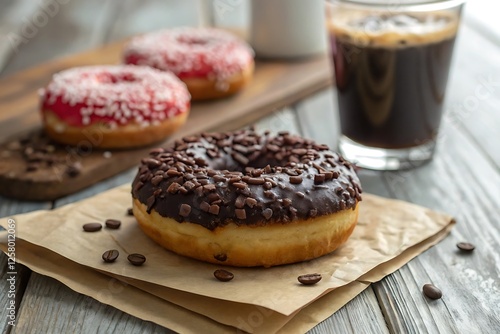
445,24,500,169
11,273,174,334
372,122,500,334
309,286,390,334
0,197,50,334
0,254,31,334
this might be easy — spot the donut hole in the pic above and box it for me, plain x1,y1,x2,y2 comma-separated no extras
90,72,140,85
176,36,209,46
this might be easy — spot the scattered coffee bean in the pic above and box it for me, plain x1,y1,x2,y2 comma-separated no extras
214,269,234,282
128,253,146,266
102,249,119,263
26,163,39,172
422,284,442,300
83,223,102,232
105,219,121,229
66,162,82,177
127,207,134,216
456,242,475,252
298,273,322,285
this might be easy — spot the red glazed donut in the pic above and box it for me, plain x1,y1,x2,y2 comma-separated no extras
40,65,190,149
123,27,254,100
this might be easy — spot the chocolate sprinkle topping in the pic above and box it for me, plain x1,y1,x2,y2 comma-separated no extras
262,208,273,220
179,204,191,217
131,129,362,230
235,208,247,220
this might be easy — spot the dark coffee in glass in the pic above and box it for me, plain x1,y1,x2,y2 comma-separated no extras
327,1,463,170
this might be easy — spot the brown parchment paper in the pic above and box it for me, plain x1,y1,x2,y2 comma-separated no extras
0,221,454,334
0,185,454,325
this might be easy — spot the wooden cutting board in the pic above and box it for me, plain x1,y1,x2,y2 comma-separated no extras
0,40,332,201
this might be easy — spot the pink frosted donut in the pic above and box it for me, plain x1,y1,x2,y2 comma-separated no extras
123,27,254,100
40,65,190,149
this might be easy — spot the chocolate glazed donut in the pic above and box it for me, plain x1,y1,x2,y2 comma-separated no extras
132,129,362,267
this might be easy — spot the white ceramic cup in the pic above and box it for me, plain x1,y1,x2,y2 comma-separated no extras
250,0,327,58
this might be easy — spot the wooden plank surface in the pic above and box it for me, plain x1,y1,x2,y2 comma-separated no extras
445,24,500,168
373,123,500,334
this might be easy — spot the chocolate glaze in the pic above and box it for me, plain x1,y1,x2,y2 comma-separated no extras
132,129,362,230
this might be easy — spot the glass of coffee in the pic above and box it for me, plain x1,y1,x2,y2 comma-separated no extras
326,0,465,170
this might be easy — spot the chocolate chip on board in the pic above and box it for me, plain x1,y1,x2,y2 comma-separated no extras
128,253,146,266
66,162,82,177
82,222,102,232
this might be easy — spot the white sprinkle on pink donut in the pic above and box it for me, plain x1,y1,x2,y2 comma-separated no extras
123,27,254,83
41,65,190,127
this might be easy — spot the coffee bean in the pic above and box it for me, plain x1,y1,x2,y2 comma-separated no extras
128,253,146,266
66,162,82,177
83,223,102,232
423,284,442,299
457,242,475,252
105,219,121,229
298,273,322,285
214,269,234,282
102,249,119,263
